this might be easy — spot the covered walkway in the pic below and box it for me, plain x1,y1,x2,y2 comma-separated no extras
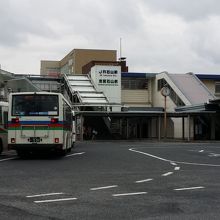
75,110,218,141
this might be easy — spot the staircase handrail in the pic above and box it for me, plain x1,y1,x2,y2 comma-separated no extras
63,74,82,103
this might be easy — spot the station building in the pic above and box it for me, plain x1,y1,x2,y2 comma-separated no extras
1,48,220,141
40,49,118,76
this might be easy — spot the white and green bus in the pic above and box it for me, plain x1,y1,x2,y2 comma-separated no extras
8,92,75,157
0,101,8,155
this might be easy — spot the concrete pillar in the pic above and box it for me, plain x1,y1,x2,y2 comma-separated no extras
187,114,190,142
158,116,161,141
182,117,185,140
126,118,129,139
80,115,84,141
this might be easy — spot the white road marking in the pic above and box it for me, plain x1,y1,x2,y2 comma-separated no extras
65,152,85,157
26,192,64,198
90,185,118,191
112,192,147,197
162,172,173,177
174,167,180,171
170,162,177,166
135,178,153,183
34,197,77,203
174,186,205,191
173,161,220,167
0,157,17,162
209,153,220,157
129,148,220,167
129,148,170,162
199,150,204,153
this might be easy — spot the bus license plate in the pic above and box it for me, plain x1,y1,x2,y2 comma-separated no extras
29,137,41,143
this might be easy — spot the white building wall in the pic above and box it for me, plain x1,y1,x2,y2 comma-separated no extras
202,80,215,95
121,89,151,107
201,79,220,99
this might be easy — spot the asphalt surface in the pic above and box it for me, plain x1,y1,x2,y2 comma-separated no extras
0,141,220,219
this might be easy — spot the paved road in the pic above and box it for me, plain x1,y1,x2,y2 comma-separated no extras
0,141,220,219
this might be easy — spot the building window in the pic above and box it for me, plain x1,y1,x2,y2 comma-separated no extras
215,82,220,94
158,78,167,91
122,78,148,89
46,67,60,76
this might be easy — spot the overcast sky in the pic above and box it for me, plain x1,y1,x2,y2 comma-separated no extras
0,0,220,75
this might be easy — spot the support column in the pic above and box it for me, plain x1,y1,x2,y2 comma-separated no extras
182,117,185,140
80,115,84,141
158,116,161,141
187,114,190,142
126,118,129,139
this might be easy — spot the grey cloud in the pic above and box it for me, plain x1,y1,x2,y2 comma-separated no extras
53,0,141,35
45,0,143,52
0,0,54,47
1,0,220,74
189,16,220,65
140,0,220,21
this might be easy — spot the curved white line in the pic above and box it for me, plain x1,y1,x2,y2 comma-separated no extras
129,148,220,167
0,157,17,162
173,161,220,167
65,152,85,157
129,148,171,162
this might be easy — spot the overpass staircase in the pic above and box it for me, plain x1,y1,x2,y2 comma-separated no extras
63,74,113,138
63,74,109,109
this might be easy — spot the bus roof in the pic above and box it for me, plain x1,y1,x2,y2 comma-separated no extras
9,91,60,96
9,92,72,108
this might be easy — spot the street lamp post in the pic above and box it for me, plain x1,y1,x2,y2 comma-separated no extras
161,86,170,139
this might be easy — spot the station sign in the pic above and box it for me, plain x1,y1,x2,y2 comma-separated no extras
90,65,121,105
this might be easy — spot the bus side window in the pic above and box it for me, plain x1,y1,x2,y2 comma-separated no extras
3,111,8,129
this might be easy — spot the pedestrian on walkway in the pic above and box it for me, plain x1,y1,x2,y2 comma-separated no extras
92,128,98,140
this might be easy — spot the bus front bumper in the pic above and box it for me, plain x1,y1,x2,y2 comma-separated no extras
8,144,63,151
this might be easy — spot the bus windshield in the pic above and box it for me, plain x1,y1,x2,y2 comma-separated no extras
12,94,59,116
